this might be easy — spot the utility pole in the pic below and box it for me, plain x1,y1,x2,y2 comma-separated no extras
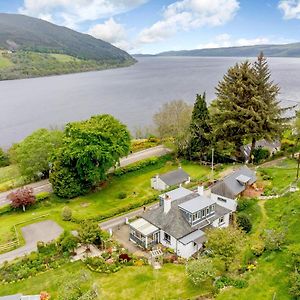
211,148,214,180
297,152,300,180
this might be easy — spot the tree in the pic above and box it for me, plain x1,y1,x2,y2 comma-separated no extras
8,187,36,211
12,128,63,180
78,221,102,246
212,54,284,160
50,114,131,198
0,148,9,167
58,231,78,253
153,100,193,156
205,226,245,271
188,93,212,160
237,213,252,233
186,257,215,286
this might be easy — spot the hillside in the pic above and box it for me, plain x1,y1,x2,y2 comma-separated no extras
0,13,135,80
157,42,300,57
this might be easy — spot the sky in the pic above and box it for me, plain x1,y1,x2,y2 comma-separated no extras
0,0,300,54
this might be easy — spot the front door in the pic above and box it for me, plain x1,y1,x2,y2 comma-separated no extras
153,231,160,244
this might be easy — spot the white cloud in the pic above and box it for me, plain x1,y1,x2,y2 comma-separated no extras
88,18,134,51
19,0,148,29
138,0,240,44
279,0,300,19
196,34,291,49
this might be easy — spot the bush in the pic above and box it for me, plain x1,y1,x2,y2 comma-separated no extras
253,148,270,163
237,198,252,211
117,192,127,199
251,242,265,257
0,148,9,167
36,191,51,202
263,229,286,251
237,213,252,233
214,276,248,290
62,206,72,221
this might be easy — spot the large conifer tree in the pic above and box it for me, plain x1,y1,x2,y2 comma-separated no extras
189,93,211,160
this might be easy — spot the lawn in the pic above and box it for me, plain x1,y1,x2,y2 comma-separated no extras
0,54,13,68
49,53,80,62
0,262,211,299
0,159,210,245
0,165,25,192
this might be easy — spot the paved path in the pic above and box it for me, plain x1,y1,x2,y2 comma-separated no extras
0,220,63,265
0,145,171,207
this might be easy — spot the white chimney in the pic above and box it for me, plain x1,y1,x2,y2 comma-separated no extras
197,185,204,196
164,194,172,214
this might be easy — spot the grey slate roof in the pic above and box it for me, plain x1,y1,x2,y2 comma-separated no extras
0,296,22,300
160,187,192,202
241,139,281,160
143,193,231,240
178,195,215,213
157,168,190,186
179,229,205,245
211,166,256,199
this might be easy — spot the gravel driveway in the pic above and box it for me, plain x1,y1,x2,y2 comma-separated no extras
0,220,63,265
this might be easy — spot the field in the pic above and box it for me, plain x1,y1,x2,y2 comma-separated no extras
0,158,298,299
0,165,25,192
0,159,210,245
0,53,12,68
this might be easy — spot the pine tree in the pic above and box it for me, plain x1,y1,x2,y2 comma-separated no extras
188,93,211,160
212,61,263,159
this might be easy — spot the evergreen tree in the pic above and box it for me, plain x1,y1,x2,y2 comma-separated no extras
188,93,211,160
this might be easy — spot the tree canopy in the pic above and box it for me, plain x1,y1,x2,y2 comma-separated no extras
50,114,131,198
8,187,36,211
12,128,63,180
0,148,9,167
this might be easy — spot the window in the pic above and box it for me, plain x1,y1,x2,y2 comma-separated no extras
164,232,171,243
218,197,227,203
219,216,225,224
201,209,205,217
211,204,215,211
192,214,196,221
206,207,210,215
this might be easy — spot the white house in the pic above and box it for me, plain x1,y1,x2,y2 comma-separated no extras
210,166,257,211
129,186,233,259
151,167,190,191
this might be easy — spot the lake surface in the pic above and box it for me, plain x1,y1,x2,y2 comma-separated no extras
0,56,300,148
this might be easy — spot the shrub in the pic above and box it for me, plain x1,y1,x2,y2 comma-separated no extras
117,192,127,199
214,276,248,290
62,206,72,221
36,191,51,202
0,147,9,167
186,258,216,286
8,187,36,211
253,148,270,163
251,242,265,257
237,213,252,233
237,198,252,211
263,229,286,251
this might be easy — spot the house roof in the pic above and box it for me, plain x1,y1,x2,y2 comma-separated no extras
157,168,190,186
179,229,205,245
211,166,256,199
178,195,215,214
159,187,193,202
0,295,22,300
129,218,159,236
143,193,232,240
241,139,281,160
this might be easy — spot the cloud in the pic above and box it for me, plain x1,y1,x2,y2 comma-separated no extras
278,0,300,19
19,0,148,29
88,18,132,51
196,34,291,49
138,0,240,44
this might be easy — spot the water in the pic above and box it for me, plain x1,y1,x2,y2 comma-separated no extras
0,56,299,148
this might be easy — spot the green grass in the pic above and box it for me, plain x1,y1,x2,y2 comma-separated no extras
258,158,298,193
0,262,211,299
49,53,80,62
0,165,25,192
0,53,13,68
0,160,209,245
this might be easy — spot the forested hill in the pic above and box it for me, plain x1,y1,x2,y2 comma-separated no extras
0,13,133,62
0,13,135,80
157,42,300,57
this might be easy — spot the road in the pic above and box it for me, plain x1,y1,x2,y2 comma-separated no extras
0,145,171,207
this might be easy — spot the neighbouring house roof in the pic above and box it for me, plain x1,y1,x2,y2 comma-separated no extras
129,218,159,236
211,166,256,199
159,187,193,202
143,193,231,240
21,297,40,300
178,195,215,214
0,296,39,300
156,168,190,186
241,139,281,160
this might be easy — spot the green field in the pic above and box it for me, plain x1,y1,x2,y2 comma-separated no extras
0,159,210,245
0,165,25,192
0,54,12,68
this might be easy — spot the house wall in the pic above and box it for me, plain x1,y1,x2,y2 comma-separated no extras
151,177,168,190
211,213,230,228
160,230,177,249
211,193,237,212
177,241,200,258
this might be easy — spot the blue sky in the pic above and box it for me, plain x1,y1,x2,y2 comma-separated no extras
0,0,300,53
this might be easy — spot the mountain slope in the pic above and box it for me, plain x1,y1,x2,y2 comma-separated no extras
0,13,133,62
157,43,300,57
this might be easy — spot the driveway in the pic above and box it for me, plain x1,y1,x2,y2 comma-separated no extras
0,145,171,207
0,220,63,265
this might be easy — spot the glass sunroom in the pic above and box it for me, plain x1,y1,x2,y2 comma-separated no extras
129,218,160,249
